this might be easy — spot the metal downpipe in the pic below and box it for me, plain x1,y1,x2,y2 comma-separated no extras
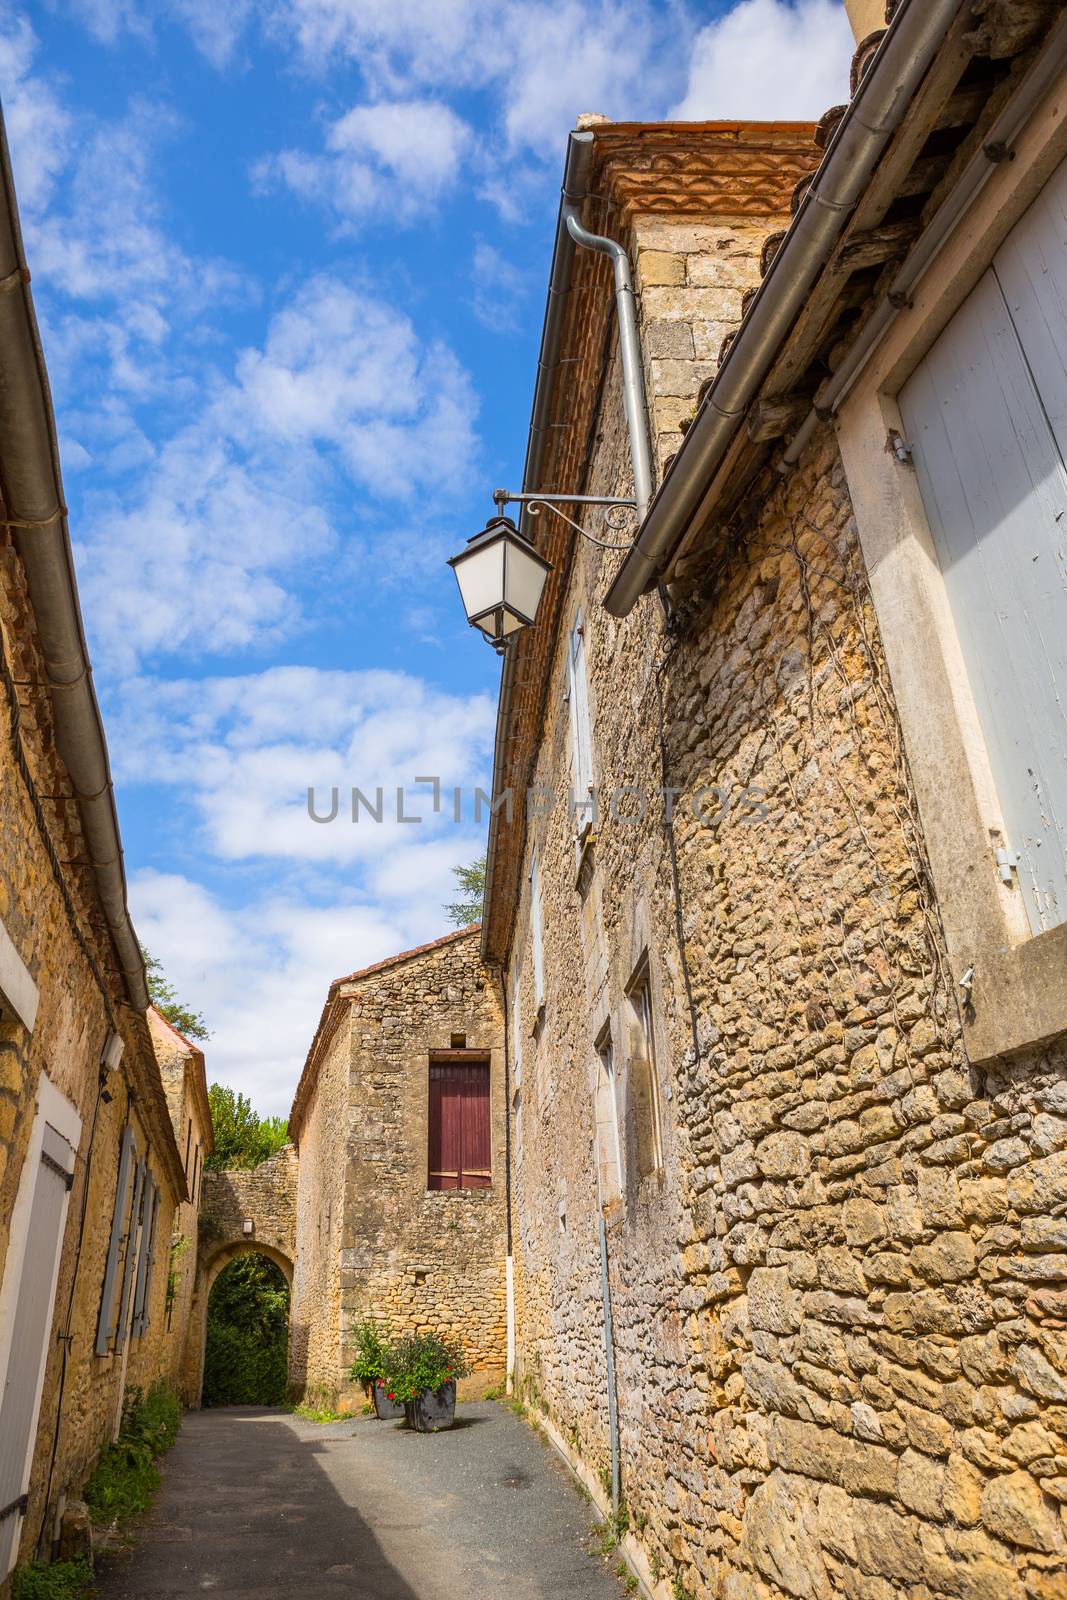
564,206,653,521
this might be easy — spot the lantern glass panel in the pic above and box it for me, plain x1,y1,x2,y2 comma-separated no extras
504,539,551,625
452,535,504,623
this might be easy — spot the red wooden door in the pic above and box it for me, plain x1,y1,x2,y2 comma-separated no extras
428,1060,490,1189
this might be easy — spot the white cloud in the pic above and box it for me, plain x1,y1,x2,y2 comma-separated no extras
257,98,472,226
125,660,496,1117
673,0,854,121
250,0,683,166
234,276,478,497
131,869,413,1115
109,665,497,865
469,240,528,334
74,276,479,669
0,15,72,212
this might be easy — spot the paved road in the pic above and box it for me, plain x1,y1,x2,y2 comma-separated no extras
94,1403,630,1599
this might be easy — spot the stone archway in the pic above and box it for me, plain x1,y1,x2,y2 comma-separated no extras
182,1149,297,1406
184,1240,295,1407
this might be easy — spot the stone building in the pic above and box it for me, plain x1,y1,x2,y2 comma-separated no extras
147,1008,215,1404
0,108,201,1588
472,5,1067,1598
288,925,507,1411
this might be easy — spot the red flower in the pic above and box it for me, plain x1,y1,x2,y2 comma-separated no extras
388,1392,395,1401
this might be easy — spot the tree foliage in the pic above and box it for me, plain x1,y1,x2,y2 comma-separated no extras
204,1084,289,1172
142,946,210,1042
202,1255,289,1406
443,855,486,927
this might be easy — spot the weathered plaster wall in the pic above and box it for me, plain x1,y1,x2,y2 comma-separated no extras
507,216,1067,1600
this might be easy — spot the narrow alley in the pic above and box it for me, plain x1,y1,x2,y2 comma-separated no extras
93,1405,630,1600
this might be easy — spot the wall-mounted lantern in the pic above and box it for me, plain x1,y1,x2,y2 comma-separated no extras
448,491,637,651
447,514,553,652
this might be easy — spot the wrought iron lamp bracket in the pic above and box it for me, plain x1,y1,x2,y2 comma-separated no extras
492,488,639,550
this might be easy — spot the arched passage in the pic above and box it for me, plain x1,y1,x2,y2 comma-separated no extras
202,1250,291,1406
185,1241,294,1407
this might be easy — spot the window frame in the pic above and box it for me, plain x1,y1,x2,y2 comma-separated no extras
426,1052,493,1192
566,610,596,839
836,92,1067,1064
625,957,664,1180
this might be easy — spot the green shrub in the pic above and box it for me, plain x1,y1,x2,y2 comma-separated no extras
11,1560,93,1600
83,1383,181,1532
380,1333,468,1405
202,1255,289,1406
348,1320,391,1389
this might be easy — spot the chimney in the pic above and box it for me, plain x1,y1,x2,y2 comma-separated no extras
843,0,884,40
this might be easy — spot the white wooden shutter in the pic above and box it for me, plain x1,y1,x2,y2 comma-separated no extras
132,1179,159,1339
899,238,1067,934
530,849,545,1008
95,1124,136,1356
0,1123,75,1578
115,1159,146,1353
567,614,594,827
511,965,522,1087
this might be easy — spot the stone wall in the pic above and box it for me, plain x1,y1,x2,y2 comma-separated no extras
0,527,188,1588
148,1011,212,1400
505,211,1067,1600
290,927,507,1412
187,1147,299,1404
290,1010,350,1406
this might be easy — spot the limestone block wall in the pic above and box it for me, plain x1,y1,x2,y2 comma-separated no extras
291,1023,350,1405
634,216,770,472
290,929,507,1411
509,382,1067,1598
0,529,188,1586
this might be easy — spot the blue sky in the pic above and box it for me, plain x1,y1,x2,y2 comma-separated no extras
0,0,853,1113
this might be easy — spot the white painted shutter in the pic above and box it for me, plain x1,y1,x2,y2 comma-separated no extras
95,1124,136,1356
511,965,522,1087
899,254,1067,934
116,1159,146,1353
0,1123,74,1577
132,1179,159,1339
567,615,594,825
530,848,545,1007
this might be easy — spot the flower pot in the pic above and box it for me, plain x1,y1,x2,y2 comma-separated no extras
408,1380,456,1432
373,1382,406,1420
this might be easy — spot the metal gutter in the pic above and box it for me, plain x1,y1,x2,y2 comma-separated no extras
603,0,967,618
480,130,595,966
777,5,1067,471
0,106,149,1013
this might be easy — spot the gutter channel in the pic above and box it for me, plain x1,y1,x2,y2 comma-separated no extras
602,0,967,618
0,109,148,1013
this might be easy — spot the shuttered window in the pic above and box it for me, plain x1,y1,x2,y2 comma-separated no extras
132,1179,159,1340
95,1125,136,1356
428,1059,491,1190
529,849,545,1008
899,155,1067,934
567,612,595,831
626,963,663,1181
511,965,522,1088
0,1119,76,1578
115,1158,146,1353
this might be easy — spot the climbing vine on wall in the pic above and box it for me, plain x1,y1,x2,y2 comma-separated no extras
202,1255,289,1406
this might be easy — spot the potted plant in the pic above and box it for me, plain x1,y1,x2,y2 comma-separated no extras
349,1320,404,1420
381,1333,468,1432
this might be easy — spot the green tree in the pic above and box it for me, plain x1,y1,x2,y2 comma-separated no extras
142,946,210,1042
202,1255,289,1406
205,1083,289,1171
444,855,486,927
